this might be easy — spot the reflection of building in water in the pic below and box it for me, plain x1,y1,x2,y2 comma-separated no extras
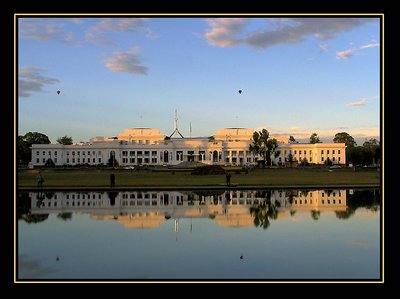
30,190,347,228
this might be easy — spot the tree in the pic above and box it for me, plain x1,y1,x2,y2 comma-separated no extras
57,135,73,145
363,138,380,165
309,133,321,144
17,132,51,165
333,132,356,148
300,157,309,166
249,129,279,167
324,157,333,166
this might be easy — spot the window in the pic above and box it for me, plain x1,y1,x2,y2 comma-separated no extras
88,151,90,155
122,158,127,163
98,151,101,155
72,151,75,156
338,150,341,154
77,158,80,163
152,158,157,163
93,151,95,155
122,151,128,156
322,193,325,197
327,150,330,154
309,150,312,155
43,151,45,156
138,158,142,164
130,151,135,156
144,158,149,163
137,151,143,156
82,158,85,163
42,158,46,163
321,150,324,154
232,151,237,157
333,157,335,161
77,151,80,156
36,151,39,155
36,158,39,163
67,158,69,163
294,150,297,154
93,158,95,163
310,157,312,162
145,140,150,144
98,158,101,163
55,151,57,156
48,151,51,156
284,150,287,155
130,158,135,163
72,158,75,163
332,150,335,154
338,157,341,162
152,151,157,156
144,151,150,156
321,157,324,161
176,151,183,161
304,150,306,155
224,151,229,157
83,151,85,156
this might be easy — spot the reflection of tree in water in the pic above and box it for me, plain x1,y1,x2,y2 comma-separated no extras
250,191,278,230
17,192,49,224
57,213,73,221
45,192,55,199
311,210,320,220
107,191,119,206
335,189,381,220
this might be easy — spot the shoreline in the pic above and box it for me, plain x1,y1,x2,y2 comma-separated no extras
18,184,380,192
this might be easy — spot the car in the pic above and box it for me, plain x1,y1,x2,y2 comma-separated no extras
330,165,341,169
123,166,135,170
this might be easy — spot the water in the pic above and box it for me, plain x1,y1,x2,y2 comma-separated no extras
17,189,381,280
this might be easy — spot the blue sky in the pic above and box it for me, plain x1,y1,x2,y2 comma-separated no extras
18,16,380,145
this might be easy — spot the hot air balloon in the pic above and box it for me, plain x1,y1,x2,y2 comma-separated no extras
57,90,60,95
238,90,242,94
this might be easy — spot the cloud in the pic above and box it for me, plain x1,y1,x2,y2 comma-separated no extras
204,18,248,47
360,43,379,49
18,67,60,97
318,43,330,51
70,18,84,25
85,18,152,45
19,21,75,43
104,48,148,75
336,48,356,59
98,18,147,32
346,98,368,107
204,18,374,49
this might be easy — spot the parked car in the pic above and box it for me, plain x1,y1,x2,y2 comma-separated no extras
330,165,341,169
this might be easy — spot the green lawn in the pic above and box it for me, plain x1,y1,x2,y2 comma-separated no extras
17,167,380,188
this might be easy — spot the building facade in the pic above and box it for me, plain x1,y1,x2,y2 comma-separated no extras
31,128,346,167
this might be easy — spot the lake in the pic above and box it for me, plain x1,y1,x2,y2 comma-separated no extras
17,188,381,280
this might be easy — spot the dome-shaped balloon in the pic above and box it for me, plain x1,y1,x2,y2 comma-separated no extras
57,90,60,95
238,90,242,94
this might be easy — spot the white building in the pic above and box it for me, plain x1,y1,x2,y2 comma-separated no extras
31,127,346,167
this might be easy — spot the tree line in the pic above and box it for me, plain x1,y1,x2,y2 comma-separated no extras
17,130,380,167
249,130,380,167
17,132,73,165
